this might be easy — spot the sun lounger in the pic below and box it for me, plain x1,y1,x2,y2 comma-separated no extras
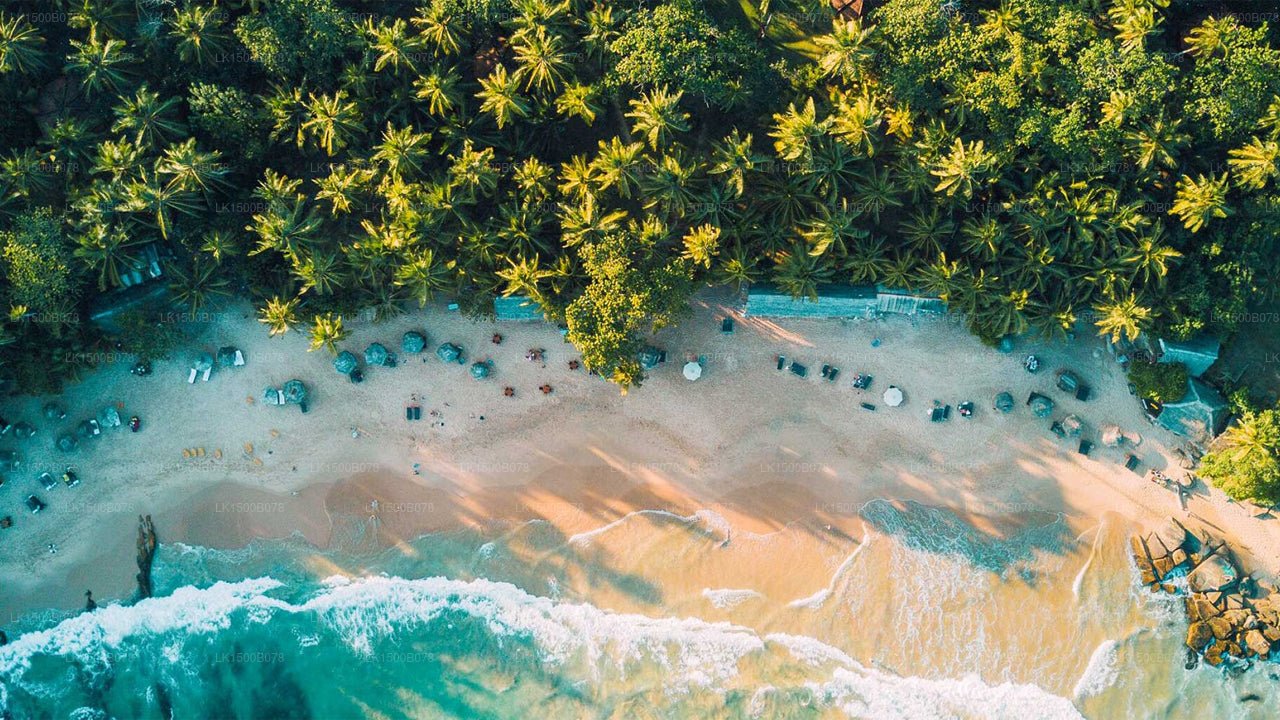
852,373,873,389
827,368,839,382
1124,454,1142,473
789,362,808,378
776,355,786,370
721,318,734,334
860,402,876,411
1050,421,1066,438
202,367,212,382
1076,385,1091,401
188,368,197,383
930,405,951,423
821,364,831,378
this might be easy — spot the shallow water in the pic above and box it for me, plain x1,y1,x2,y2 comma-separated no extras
1,500,1276,719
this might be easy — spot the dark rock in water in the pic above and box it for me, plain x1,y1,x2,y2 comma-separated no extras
1240,694,1261,703
135,515,159,599
85,589,97,611
1184,647,1199,670
1208,616,1234,641
155,682,172,718
0,630,7,646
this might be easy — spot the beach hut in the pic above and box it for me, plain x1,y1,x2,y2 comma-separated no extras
683,361,703,381
99,406,121,428
883,387,904,407
436,343,464,363
56,434,78,452
1028,392,1054,417
1154,379,1228,446
334,351,359,375
470,361,492,379
262,386,284,406
217,346,245,367
402,331,426,354
365,342,393,367
282,379,307,404
1158,336,1220,378
993,392,1015,413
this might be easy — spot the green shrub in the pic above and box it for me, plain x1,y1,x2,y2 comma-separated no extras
1129,362,1189,403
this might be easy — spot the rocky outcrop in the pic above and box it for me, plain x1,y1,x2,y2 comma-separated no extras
1131,520,1278,670
135,515,158,599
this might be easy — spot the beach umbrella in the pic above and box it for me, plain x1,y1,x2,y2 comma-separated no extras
77,419,101,438
11,421,35,439
282,379,307,404
401,331,426,354
1062,414,1083,437
0,449,19,469
334,351,359,375
683,361,703,381
217,346,238,366
470,361,491,379
99,405,121,428
365,342,390,367
993,392,1015,413
436,343,461,363
1029,394,1054,418
883,387,904,407
43,403,66,420
638,345,661,369
192,353,214,372
262,386,284,406
56,434,78,452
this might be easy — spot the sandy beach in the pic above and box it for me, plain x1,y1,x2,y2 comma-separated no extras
2,293,1278,623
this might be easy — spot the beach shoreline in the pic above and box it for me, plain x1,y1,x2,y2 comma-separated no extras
2,296,1278,624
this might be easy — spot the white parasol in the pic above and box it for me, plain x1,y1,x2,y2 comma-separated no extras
883,386,904,407
683,361,703,381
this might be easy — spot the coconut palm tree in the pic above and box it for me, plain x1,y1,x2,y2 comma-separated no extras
1108,0,1163,53
497,255,552,301
1227,136,1280,190
715,242,761,290
168,257,230,314
248,196,322,260
66,30,133,97
112,85,186,149
373,124,430,180
169,2,230,66
639,153,698,217
680,224,721,269
477,64,530,130
307,312,348,354
850,166,902,224
0,148,55,200
303,91,365,156
266,85,310,150
1093,292,1152,343
1185,15,1237,59
959,212,1011,263
771,98,828,164
559,195,626,246
1121,223,1181,287
626,86,690,152
395,248,453,306
801,199,866,258
846,235,890,284
1169,172,1230,233
931,138,995,200
558,154,596,202
157,138,227,195
556,82,601,125
413,3,466,57
774,244,838,300
414,66,462,117
0,12,46,74
258,296,300,337
898,205,955,256
511,26,571,94
590,137,645,199
293,250,343,296
708,129,765,199
1124,117,1187,171
447,140,498,200
74,222,143,289
829,91,883,158
365,17,427,76
815,17,876,84
580,5,618,67
121,170,202,240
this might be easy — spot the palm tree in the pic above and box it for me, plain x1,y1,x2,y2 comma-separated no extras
680,224,721,269
959,212,1011,262
169,2,229,66
801,199,866,258
931,138,995,200
415,66,462,117
639,153,698,217
247,196,322,260
626,86,690,151
303,91,365,156
365,17,427,76
715,242,762,290
851,166,902,223
121,170,202,240
556,82,600,124
1093,292,1152,343
266,85,310,150
74,222,143,289
447,140,498,200
815,17,876,83
1108,0,1163,52
307,312,348,354
1227,136,1280,190
771,98,828,164
412,3,466,56
708,129,764,199
477,64,530,130
580,5,618,66
1185,15,1237,58
1121,223,1181,287
373,124,430,180
0,12,46,74
200,230,238,265
157,138,227,195
898,205,955,256
168,257,230,314
511,26,570,94
66,30,133,97
42,117,96,173
496,255,552,302
558,154,597,202
1124,117,1187,171
559,194,626,246
830,91,883,158
0,148,55,200
258,296,300,337
112,85,185,149
773,245,837,300
846,235,890,284
293,250,343,296
1169,173,1230,233
590,137,645,199
395,248,453,306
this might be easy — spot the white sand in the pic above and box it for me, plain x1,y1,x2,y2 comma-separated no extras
1,291,1277,620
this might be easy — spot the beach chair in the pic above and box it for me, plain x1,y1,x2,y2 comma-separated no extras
201,366,212,382
188,368,197,383
1050,421,1066,438
827,368,839,382
958,401,974,418
721,317,734,334
1124,454,1142,473
860,402,876,411
776,355,786,371
821,364,831,378
1078,440,1094,456
789,362,808,378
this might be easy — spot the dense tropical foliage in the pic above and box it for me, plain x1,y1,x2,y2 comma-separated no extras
1200,405,1280,504
0,0,1277,394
